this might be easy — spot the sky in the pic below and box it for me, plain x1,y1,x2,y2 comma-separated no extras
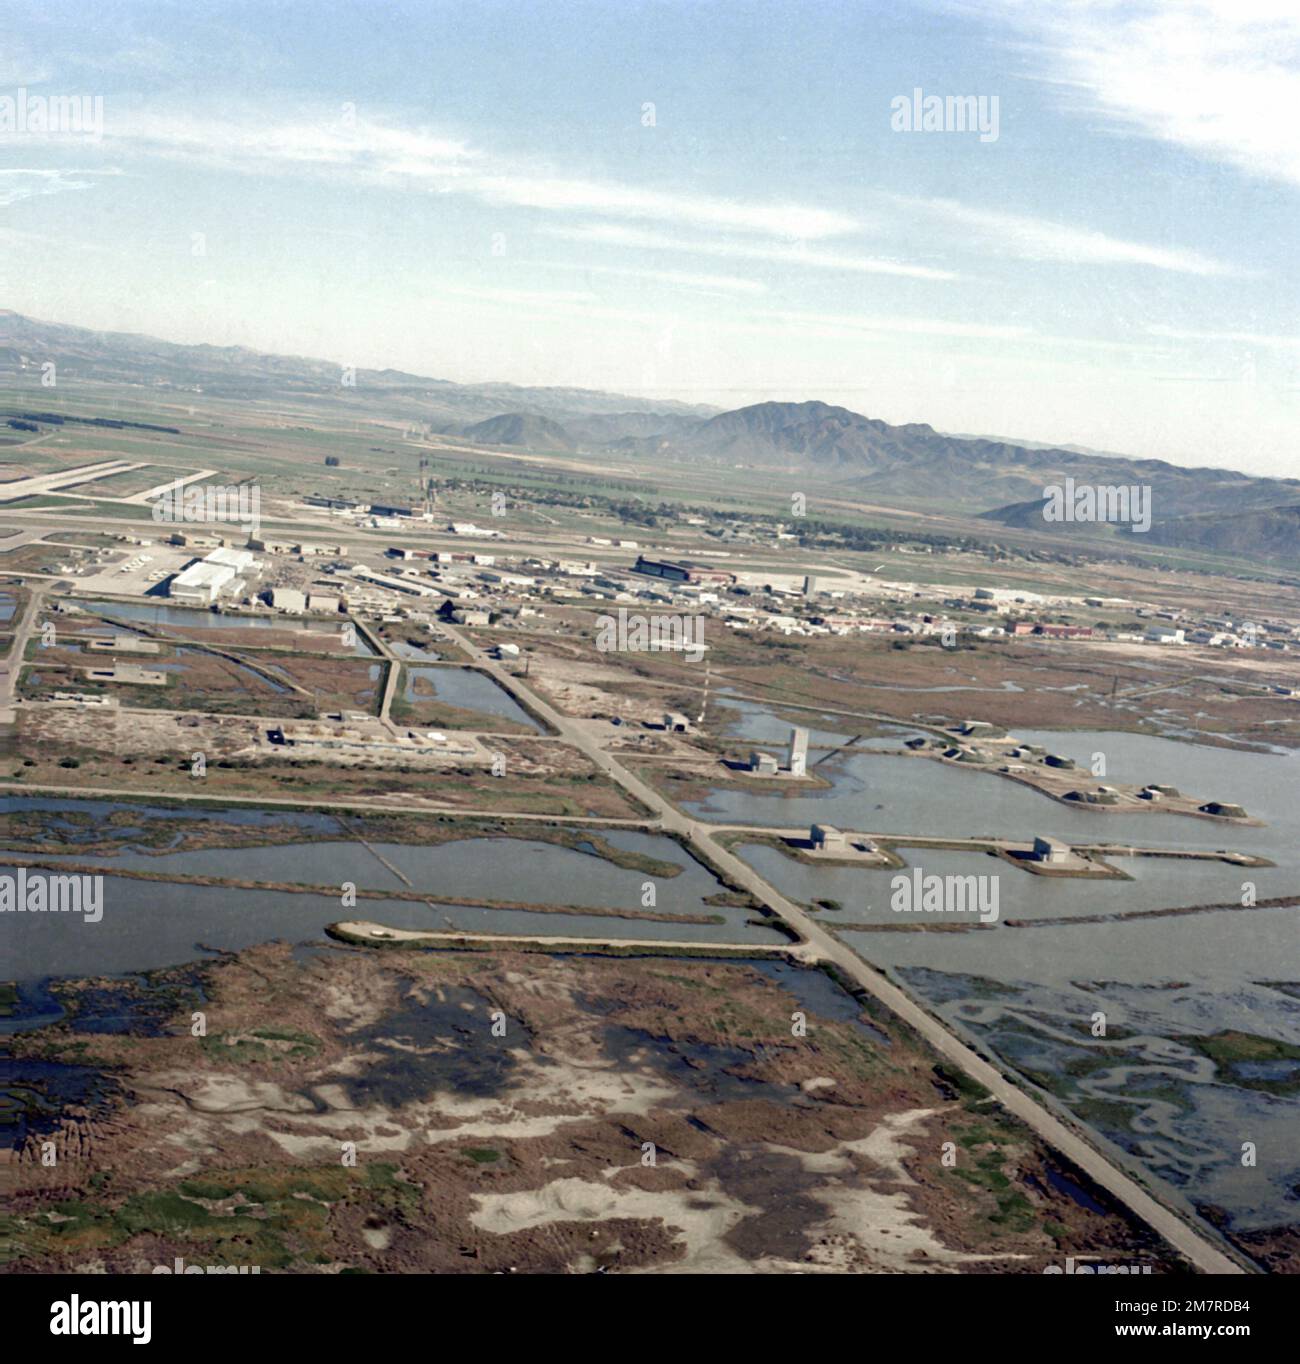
1,0,1298,474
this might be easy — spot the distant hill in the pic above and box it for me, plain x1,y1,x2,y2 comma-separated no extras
948,433,1139,461
564,410,704,444
459,412,575,450
980,463,1300,545
663,401,1297,533
0,309,715,425
1143,503,1300,565
677,400,937,471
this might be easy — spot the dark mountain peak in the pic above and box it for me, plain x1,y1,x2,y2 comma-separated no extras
684,399,939,469
700,399,861,431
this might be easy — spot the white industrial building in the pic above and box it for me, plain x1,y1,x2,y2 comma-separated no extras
208,546,255,571
480,571,535,588
170,563,235,604
269,587,307,613
1144,625,1186,645
169,546,256,605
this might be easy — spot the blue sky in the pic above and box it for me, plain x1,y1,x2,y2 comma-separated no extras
1,0,1297,473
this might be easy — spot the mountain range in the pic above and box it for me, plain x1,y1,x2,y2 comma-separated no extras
452,398,1300,557
2,309,1295,565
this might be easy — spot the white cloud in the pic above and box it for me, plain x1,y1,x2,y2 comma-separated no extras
976,0,1300,187
0,222,124,254
761,307,1032,340
528,258,767,296
0,168,106,206
543,222,958,280
92,36,183,76
0,46,50,86
431,285,674,331
471,172,853,239
1147,323,1300,348
427,283,991,341
438,284,598,307
892,193,1243,275
104,111,857,240
109,113,475,175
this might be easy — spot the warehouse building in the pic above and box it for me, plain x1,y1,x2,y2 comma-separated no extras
352,567,438,597
168,546,256,605
269,587,307,613
633,555,737,586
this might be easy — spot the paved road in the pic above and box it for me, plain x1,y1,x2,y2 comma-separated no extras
0,459,143,502
0,527,88,553
1,582,47,709
122,468,218,505
352,618,401,728
440,620,1250,1275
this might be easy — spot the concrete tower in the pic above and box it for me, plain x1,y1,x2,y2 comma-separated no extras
788,726,809,777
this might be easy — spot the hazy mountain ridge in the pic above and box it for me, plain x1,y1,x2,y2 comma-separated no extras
462,398,1299,559
0,310,715,424
632,401,1297,536
2,310,1293,561
458,412,576,449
